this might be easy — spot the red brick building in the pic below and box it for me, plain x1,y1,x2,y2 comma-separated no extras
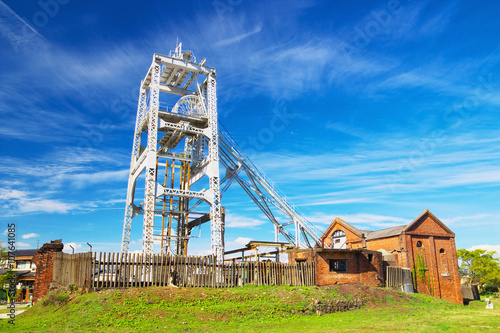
288,247,384,287
289,209,463,304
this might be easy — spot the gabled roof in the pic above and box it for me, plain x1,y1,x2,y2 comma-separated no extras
321,217,363,239
403,209,455,236
319,210,454,242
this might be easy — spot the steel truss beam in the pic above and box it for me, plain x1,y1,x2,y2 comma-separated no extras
218,123,322,248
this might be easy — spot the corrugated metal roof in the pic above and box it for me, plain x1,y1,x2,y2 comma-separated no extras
14,249,37,257
362,225,408,240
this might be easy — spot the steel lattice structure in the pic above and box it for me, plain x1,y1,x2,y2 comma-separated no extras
121,45,321,261
121,44,223,261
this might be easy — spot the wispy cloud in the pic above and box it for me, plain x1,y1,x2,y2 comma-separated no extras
0,188,79,214
441,214,500,227
225,214,267,228
22,233,40,239
0,0,47,53
298,198,370,207
251,128,500,201
307,212,410,229
216,25,263,46
338,213,410,228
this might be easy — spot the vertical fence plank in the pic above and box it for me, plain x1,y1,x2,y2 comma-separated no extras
112,252,117,288
132,253,136,288
91,252,96,289
116,252,121,288
97,252,102,288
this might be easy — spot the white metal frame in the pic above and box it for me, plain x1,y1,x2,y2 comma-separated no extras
121,45,223,261
122,44,322,262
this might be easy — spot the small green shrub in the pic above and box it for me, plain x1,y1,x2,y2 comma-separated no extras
57,292,69,304
41,291,69,307
68,284,78,293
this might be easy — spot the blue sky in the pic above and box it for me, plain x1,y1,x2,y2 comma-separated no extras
0,0,499,256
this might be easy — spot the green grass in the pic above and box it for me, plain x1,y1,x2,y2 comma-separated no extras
0,285,499,332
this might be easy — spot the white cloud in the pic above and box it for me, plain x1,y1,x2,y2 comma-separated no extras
16,242,31,248
226,237,252,248
22,233,40,239
225,214,267,228
0,188,79,214
63,242,83,254
298,198,370,207
188,249,212,256
467,245,500,258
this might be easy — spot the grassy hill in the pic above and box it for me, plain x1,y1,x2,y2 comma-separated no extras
1,284,498,332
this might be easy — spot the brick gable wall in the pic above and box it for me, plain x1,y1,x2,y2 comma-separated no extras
321,221,363,249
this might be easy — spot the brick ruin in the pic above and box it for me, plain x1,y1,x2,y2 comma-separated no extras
32,239,64,303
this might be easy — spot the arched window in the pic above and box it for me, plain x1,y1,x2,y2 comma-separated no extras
439,248,449,276
331,230,346,249
416,241,422,248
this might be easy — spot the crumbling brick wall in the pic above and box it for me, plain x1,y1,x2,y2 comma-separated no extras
32,240,64,303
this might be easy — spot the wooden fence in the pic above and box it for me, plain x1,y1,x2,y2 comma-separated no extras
52,252,92,290
386,266,414,292
52,252,315,290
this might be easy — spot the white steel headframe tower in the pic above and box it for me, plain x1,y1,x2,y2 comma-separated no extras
121,44,223,261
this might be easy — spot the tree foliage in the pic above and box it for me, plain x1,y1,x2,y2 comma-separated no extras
0,241,7,262
0,269,18,301
457,249,500,289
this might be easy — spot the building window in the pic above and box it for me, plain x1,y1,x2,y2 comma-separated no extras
368,254,373,262
416,241,422,248
439,248,449,276
329,259,348,273
331,230,347,249
17,261,27,269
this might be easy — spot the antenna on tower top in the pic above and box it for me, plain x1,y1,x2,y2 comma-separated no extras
174,40,182,59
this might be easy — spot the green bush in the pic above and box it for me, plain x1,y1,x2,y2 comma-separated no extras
41,291,70,307
483,284,499,293
57,292,69,304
